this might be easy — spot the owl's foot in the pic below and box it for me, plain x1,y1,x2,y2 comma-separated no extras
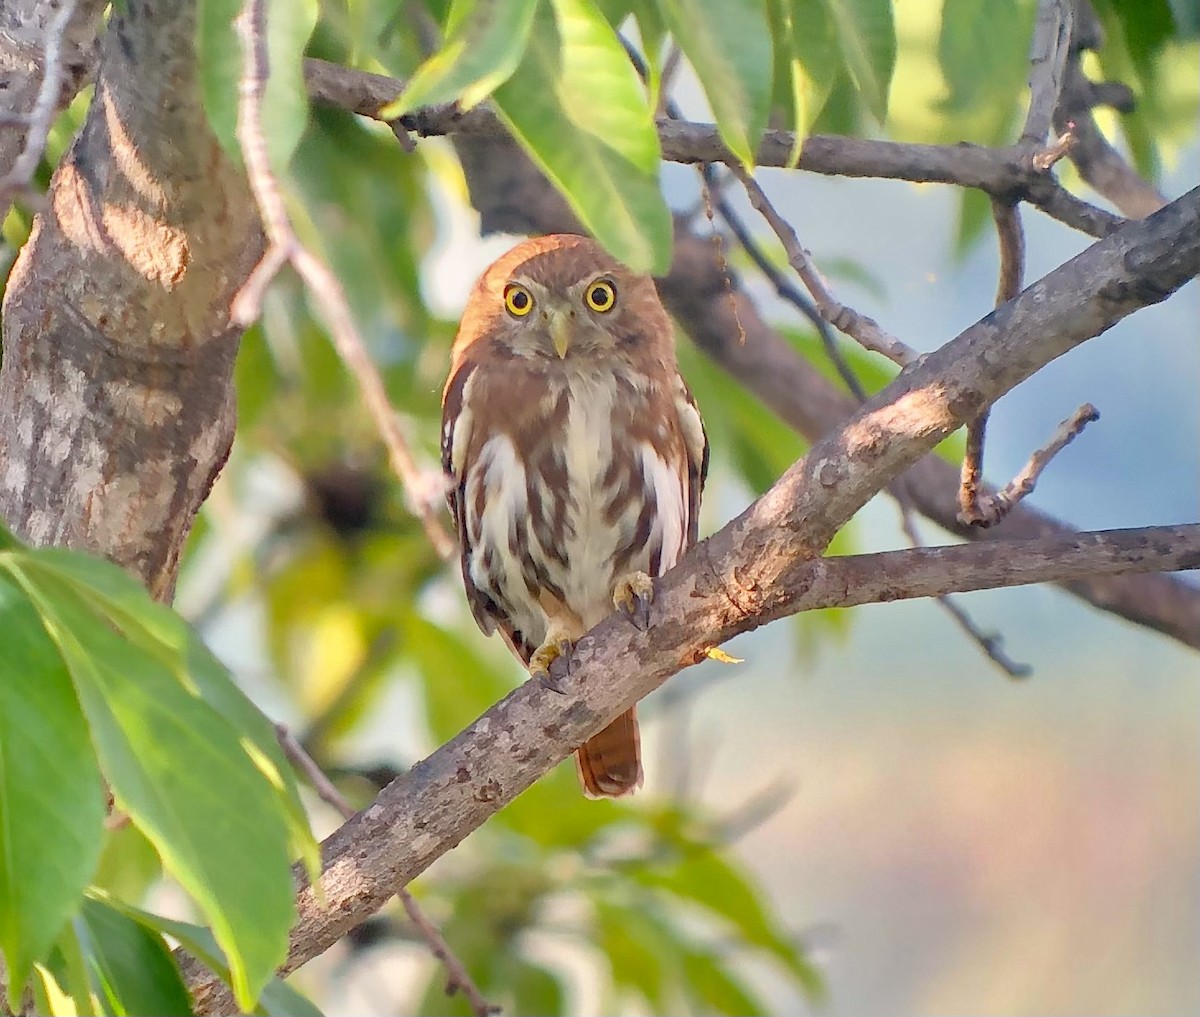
613,570,654,631
530,622,575,694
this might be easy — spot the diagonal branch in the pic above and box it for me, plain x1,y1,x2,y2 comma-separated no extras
184,186,1200,1013
274,725,496,1017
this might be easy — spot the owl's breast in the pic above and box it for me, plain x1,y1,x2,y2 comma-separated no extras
462,362,688,646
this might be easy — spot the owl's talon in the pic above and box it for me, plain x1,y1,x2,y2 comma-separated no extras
530,629,574,694
613,571,654,631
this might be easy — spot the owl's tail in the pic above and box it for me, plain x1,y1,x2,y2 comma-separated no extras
576,707,642,797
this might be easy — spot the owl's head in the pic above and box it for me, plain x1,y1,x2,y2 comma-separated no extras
452,234,673,366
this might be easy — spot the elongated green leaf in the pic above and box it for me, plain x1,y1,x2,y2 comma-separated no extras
681,947,766,1015
93,896,324,1017
36,927,98,1017
657,0,773,166
937,0,1022,113
494,0,671,273
75,898,194,1017
384,0,541,115
17,548,318,883
635,849,823,996
784,0,841,137
9,572,295,1011
197,0,318,172
0,572,105,1009
819,0,895,122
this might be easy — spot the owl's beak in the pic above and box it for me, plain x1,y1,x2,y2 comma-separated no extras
545,306,572,359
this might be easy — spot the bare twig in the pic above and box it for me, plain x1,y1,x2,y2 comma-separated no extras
274,724,498,1016
896,489,1031,678
958,199,1027,526
1053,7,1168,219
730,164,921,369
1032,127,1077,170
966,403,1101,527
231,0,454,559
1020,0,1073,146
0,0,78,205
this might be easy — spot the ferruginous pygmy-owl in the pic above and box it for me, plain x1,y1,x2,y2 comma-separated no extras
441,234,709,797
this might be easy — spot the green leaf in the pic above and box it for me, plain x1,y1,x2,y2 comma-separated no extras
16,548,318,883
819,0,895,122
75,898,194,1017
92,895,324,1017
384,0,541,116
681,947,765,1015
0,572,105,1009
36,926,98,1017
657,0,773,166
635,848,823,997
197,0,318,172
937,0,1022,114
770,0,840,148
493,0,671,272
7,569,296,1011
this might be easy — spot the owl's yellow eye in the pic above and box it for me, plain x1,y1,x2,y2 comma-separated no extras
585,279,616,313
504,283,534,316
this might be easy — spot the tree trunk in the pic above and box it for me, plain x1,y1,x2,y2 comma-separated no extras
0,0,259,600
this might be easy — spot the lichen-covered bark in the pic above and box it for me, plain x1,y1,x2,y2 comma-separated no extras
0,0,261,599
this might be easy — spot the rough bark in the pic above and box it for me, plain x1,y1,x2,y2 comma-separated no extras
0,0,260,600
0,0,105,211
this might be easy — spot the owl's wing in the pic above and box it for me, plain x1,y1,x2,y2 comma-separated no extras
441,361,495,637
674,374,710,548
442,360,537,665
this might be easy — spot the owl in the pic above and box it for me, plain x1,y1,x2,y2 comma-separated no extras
441,234,708,797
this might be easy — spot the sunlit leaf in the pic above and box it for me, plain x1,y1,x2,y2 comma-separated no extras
16,548,318,881
385,0,540,115
493,0,671,272
0,572,105,1010
819,0,895,122
7,566,296,1010
657,0,774,166
93,895,325,1017
198,0,319,172
937,0,1021,113
74,898,194,1017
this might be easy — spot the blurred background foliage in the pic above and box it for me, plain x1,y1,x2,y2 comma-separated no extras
2,0,1196,1013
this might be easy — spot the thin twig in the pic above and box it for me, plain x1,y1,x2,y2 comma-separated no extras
0,0,79,205
967,403,1101,527
1020,0,1073,146
896,485,1031,677
958,199,1027,526
730,164,921,369
274,724,498,1016
1032,127,1077,170
231,0,455,559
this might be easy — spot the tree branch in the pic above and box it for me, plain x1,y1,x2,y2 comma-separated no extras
300,58,1121,239
274,725,495,1017
185,188,1200,1012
